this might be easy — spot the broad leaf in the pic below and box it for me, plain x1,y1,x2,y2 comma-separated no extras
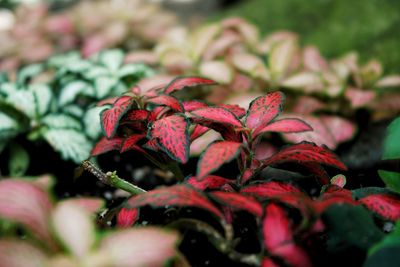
123,109,149,122
210,191,263,217
218,104,246,118
91,137,123,156
263,142,347,170
83,106,107,140
245,92,285,132
263,203,292,250
182,100,208,112
120,134,146,153
0,112,19,140
97,49,124,72
254,118,312,137
197,141,241,180
241,181,302,199
0,180,52,244
0,240,47,267
98,227,179,267
44,129,92,163
163,77,216,94
127,185,223,219
52,202,95,258
190,125,210,141
149,115,190,163
95,76,118,99
8,143,29,177
147,94,183,112
58,81,93,107
191,107,243,128
359,194,400,221
30,85,53,117
185,175,233,190
41,114,82,131
101,96,133,138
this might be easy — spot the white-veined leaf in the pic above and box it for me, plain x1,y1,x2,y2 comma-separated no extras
98,49,124,72
30,84,53,117
41,114,82,130
8,143,30,177
62,105,84,118
83,106,107,140
5,90,36,119
94,76,118,99
43,129,92,163
117,63,155,78
16,64,43,85
0,112,19,139
59,81,94,107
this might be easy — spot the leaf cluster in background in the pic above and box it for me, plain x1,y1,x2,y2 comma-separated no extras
0,49,154,174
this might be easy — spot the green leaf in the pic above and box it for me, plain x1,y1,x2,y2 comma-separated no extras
364,244,400,267
62,105,84,118
83,66,109,80
30,84,53,117
0,112,19,140
16,64,43,85
62,60,92,74
48,52,81,68
43,129,92,163
369,221,400,256
8,143,29,176
83,106,107,140
97,49,124,72
41,114,82,130
58,81,94,107
117,63,155,79
5,90,36,118
94,76,118,98
379,117,400,193
0,82,17,97
323,204,384,252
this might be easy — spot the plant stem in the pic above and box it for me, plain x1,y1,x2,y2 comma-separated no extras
81,160,146,195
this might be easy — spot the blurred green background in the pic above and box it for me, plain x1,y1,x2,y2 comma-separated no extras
218,0,400,73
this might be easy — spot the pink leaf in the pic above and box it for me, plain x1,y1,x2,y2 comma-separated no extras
100,96,133,138
272,243,312,267
345,87,376,108
245,92,285,132
117,208,139,228
186,175,233,190
182,100,208,112
210,191,263,217
91,137,123,156
0,240,47,267
262,258,280,267
197,141,242,180
218,104,246,118
149,115,190,163
0,180,53,245
320,115,356,145
147,94,183,112
263,203,292,250
99,227,179,267
60,198,104,213
190,125,210,142
263,142,347,170
120,134,146,153
191,107,243,128
143,139,160,152
359,194,400,221
127,185,223,219
255,118,312,137
164,77,216,94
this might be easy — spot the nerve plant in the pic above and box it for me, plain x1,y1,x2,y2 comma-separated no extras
89,77,400,266
0,177,181,267
0,49,154,176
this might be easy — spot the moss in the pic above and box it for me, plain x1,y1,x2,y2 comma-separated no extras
216,0,400,73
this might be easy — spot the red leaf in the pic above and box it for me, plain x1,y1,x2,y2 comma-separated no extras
186,175,233,190
210,191,263,217
263,203,292,250
148,106,168,122
143,139,160,152
197,141,242,180
262,258,280,267
91,137,123,156
359,194,400,221
147,94,183,112
245,92,285,132
190,125,210,142
218,104,246,118
263,142,347,170
314,192,356,214
241,181,302,199
117,208,139,228
191,107,243,128
183,100,208,112
272,243,312,267
302,162,330,185
149,115,190,163
124,110,149,121
254,118,312,137
127,185,223,219
100,96,133,138
120,134,146,153
164,77,216,94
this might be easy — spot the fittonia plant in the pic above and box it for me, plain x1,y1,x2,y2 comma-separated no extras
0,49,154,175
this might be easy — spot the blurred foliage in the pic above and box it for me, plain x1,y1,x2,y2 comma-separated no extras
217,0,400,73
